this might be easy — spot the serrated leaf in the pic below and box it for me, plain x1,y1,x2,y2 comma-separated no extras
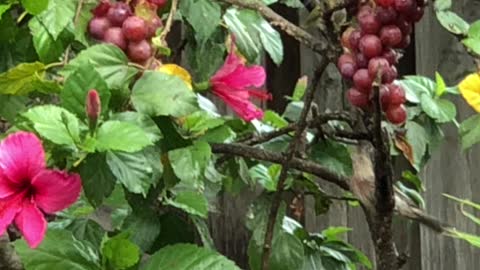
61,63,110,119
468,20,480,39
0,94,27,122
123,210,161,251
180,0,221,43
168,141,211,187
143,244,241,270
62,44,138,89
106,148,161,195
420,94,457,123
0,62,45,95
132,71,199,117
292,75,308,101
78,153,116,206
66,219,105,248
23,105,81,147
224,8,283,64
396,76,436,103
38,0,76,40
96,121,152,152
15,229,102,270
436,10,469,35
110,112,162,143
29,17,72,64
167,191,209,218
311,140,353,177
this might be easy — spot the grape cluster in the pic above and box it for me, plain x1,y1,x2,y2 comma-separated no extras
338,0,426,125
88,0,166,63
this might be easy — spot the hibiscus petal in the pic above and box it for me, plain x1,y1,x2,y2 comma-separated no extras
0,132,45,184
216,88,264,121
0,197,22,236
32,170,82,214
211,50,243,82
220,64,266,90
15,200,47,248
0,171,18,199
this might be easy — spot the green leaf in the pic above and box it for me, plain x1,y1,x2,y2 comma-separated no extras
110,112,162,143
462,38,480,55
96,120,152,152
420,94,457,123
448,229,480,248
436,10,469,35
223,8,283,64
38,0,76,40
78,153,116,207
66,219,105,248
106,148,161,195
23,105,81,147
249,233,304,270
249,164,278,192
311,140,353,177
402,170,425,191
292,75,308,101
181,0,221,43
168,141,212,186
434,0,451,11
21,0,49,15
132,71,199,117
0,4,10,19
191,216,215,249
0,94,27,122
62,44,139,89
185,40,225,82
61,63,110,118
468,20,480,39
0,62,46,95
143,244,241,270
167,191,209,218
123,210,162,251
15,229,102,270
74,1,95,46
405,121,429,171
183,111,225,135
263,0,303,7
435,72,447,97
459,114,480,150
29,17,72,63
263,110,289,129
396,75,436,103
102,234,140,270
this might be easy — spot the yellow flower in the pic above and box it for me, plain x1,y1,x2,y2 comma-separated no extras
157,64,193,90
459,73,480,112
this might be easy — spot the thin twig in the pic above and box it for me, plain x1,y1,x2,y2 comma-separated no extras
159,0,178,42
260,59,329,270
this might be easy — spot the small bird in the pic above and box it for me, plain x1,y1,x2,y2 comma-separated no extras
350,142,447,233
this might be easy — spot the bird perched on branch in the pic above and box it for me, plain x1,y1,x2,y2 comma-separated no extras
350,142,447,233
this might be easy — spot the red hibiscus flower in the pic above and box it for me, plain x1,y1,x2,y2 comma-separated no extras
210,45,271,121
0,132,82,248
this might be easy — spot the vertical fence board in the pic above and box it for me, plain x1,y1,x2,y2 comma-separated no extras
416,2,480,270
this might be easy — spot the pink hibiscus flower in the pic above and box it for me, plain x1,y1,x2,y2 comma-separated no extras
0,132,82,248
210,45,271,122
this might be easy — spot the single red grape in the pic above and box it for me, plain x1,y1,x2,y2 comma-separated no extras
89,17,111,40
107,3,132,26
337,53,358,80
379,25,403,47
104,27,127,50
347,88,370,108
388,84,406,105
359,35,383,59
122,16,147,42
376,6,398,25
368,57,390,79
386,104,407,124
358,12,381,34
353,69,374,94
128,40,152,62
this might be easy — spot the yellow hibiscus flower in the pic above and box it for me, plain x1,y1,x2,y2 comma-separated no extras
459,72,480,112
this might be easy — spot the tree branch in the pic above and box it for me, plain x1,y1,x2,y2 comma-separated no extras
369,84,397,270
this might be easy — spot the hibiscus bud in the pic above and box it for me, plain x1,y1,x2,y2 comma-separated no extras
86,89,101,130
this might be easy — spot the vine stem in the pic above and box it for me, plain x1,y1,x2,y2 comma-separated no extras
260,59,329,270
159,0,178,42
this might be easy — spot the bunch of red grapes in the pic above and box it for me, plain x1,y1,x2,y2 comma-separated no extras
338,0,426,125
88,0,166,63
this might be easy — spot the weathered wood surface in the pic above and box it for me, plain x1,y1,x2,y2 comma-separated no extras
208,3,480,269
416,1,480,270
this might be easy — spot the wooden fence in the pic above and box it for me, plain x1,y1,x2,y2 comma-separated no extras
209,2,480,269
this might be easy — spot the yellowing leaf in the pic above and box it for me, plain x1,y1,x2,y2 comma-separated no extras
459,73,480,112
157,64,193,90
